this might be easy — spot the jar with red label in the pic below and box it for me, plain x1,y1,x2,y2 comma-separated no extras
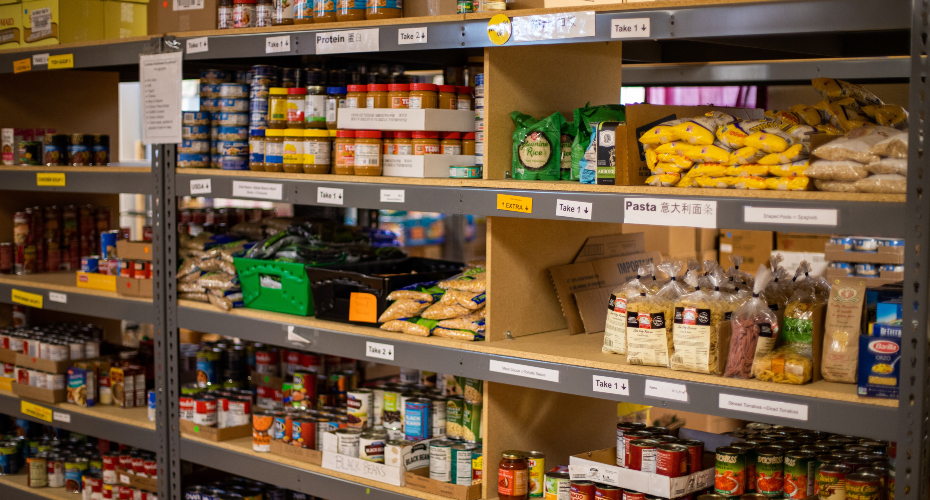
498,450,528,500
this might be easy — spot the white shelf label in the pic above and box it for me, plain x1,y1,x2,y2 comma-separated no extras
232,181,283,200
316,29,380,54
398,27,427,45
743,206,838,226
611,18,651,39
190,178,212,195
266,35,292,54
592,375,629,396
719,393,809,421
32,53,48,66
174,0,204,10
380,189,405,203
140,52,183,145
513,11,595,42
48,292,67,304
556,199,592,220
286,325,310,344
52,411,70,423
119,474,131,484
186,37,209,54
624,198,717,229
317,187,344,205
644,379,689,402
490,360,560,383
366,341,395,361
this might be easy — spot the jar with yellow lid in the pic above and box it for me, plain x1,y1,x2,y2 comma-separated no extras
304,129,332,174
462,132,476,156
354,131,383,176
268,88,289,129
394,131,412,155
438,85,457,110
412,131,440,155
408,83,438,109
456,86,474,110
345,85,368,109
367,84,389,109
283,129,305,173
334,130,356,175
336,0,365,21
314,0,337,22
441,132,462,155
329,129,339,172
366,0,401,19
389,84,410,109
263,129,285,172
287,88,307,128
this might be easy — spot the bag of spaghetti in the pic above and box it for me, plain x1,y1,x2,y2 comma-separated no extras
723,265,780,379
626,261,683,367
751,289,823,385
602,265,652,356
762,254,792,312
821,278,868,383
670,272,729,374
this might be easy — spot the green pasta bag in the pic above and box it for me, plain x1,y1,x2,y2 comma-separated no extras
571,103,626,180
560,120,577,180
511,111,565,180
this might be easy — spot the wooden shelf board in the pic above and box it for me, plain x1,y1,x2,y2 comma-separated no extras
0,473,75,500
0,388,156,431
0,272,151,304
182,434,453,500
170,14,466,39
175,169,905,203
465,0,805,19
0,166,151,174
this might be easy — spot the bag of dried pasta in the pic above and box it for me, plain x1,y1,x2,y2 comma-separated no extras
763,255,792,311
670,272,728,374
656,260,688,301
625,290,675,367
752,345,813,385
603,265,652,355
724,265,779,379
821,278,867,383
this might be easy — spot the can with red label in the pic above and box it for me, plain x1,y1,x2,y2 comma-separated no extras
622,431,652,469
179,395,195,421
622,490,645,500
616,422,647,467
301,353,323,373
119,484,133,500
227,396,252,427
102,452,119,484
678,439,705,474
628,439,659,473
131,454,145,476
118,453,132,472
656,443,689,478
570,480,596,500
84,474,103,496
193,394,217,427
595,484,622,500
144,457,157,479
255,348,279,376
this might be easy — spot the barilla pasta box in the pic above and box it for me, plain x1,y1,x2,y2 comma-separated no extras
0,4,22,49
857,326,901,399
67,367,96,407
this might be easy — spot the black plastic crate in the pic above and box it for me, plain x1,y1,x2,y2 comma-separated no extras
308,257,464,325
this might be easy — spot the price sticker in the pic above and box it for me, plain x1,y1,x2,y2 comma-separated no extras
186,37,209,54
366,341,395,361
348,293,378,323
13,58,30,74
190,178,212,195
610,18,651,39
266,35,292,54
497,194,532,214
398,27,427,45
48,54,74,70
12,289,43,309
21,401,52,422
37,173,65,186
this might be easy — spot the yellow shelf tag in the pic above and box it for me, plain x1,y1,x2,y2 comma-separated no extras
497,194,533,214
48,54,74,70
12,289,43,309
21,400,53,422
13,58,31,74
37,173,66,186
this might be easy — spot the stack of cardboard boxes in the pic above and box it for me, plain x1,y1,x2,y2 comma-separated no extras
0,0,147,50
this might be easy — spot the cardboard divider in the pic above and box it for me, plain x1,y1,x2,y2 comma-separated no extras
825,268,903,286
115,468,158,493
115,241,154,261
116,276,153,298
383,154,477,178
404,467,482,500
0,348,16,364
270,439,323,466
12,381,66,404
824,243,904,265
14,353,71,374
569,448,714,498
179,419,252,441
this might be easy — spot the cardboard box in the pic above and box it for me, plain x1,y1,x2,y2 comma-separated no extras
0,377,12,392
148,0,214,34
777,250,828,277
103,0,146,40
569,448,714,498
116,276,153,298
270,439,323,466
824,243,904,265
825,267,903,287
574,233,645,263
776,233,830,253
383,154,476,178
179,419,253,441
623,225,697,261
116,468,158,493
23,0,105,46
403,0,455,17
719,229,773,271
649,408,744,435
337,109,475,132
0,4,22,49
404,467,482,500
77,272,117,292
550,250,663,334
116,240,154,261
15,352,70,374
0,348,17,364
12,381,66,404
696,229,717,252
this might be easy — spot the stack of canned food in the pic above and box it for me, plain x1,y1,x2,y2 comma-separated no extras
185,475,318,500
0,416,157,498
0,128,109,167
615,422,705,475
828,236,905,278
81,228,154,282
0,322,102,382
4,204,112,275
473,73,484,178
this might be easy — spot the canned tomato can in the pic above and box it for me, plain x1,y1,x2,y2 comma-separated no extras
846,471,881,500
756,445,785,496
595,484,622,500
359,430,386,463
27,453,48,487
452,443,477,486
784,450,816,499
622,490,646,500
570,480,596,500
336,428,362,457
616,422,647,467
527,451,545,497
628,439,659,473
656,443,688,478
622,430,652,468
818,464,853,500
429,440,453,482
714,447,746,497
347,388,373,429
192,395,217,427
730,442,758,492
405,398,432,441
678,439,705,474
544,470,570,500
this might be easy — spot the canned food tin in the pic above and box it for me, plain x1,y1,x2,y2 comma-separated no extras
47,454,65,487
219,83,249,98
144,458,157,479
527,451,545,497
250,98,269,113
829,236,854,250
382,387,403,429
65,457,89,493
677,439,704,474
102,452,119,484
615,423,647,468
336,428,362,457
227,396,251,427
818,464,853,500
446,397,464,439
622,490,646,500
221,156,249,171
756,446,785,496
431,396,447,438
570,480,596,500
0,441,16,475
27,454,47,487
621,430,652,468
656,443,688,478
450,166,482,178
880,264,905,273
730,442,758,492
853,237,879,252
404,398,432,441
200,83,221,97
216,112,250,127
182,125,210,140
179,139,210,154
177,153,210,168
252,411,273,452
193,395,217,427
218,98,249,113
251,86,270,100
359,431,386,463
347,388,373,429
856,263,878,277
271,411,288,440
595,484,621,500
783,450,816,499
462,400,481,443
429,440,453,482
714,447,746,497
845,471,881,500
182,111,211,125
858,467,888,500
452,443,477,486
829,262,854,276
880,238,905,247
545,470,570,500
628,439,659,473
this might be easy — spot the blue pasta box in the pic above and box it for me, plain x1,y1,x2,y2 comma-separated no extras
67,367,96,407
857,332,901,399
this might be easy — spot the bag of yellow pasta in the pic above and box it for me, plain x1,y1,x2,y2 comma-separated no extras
651,163,687,175
731,176,768,190
653,141,691,156
684,145,730,163
768,160,809,177
744,129,794,153
816,123,845,135
815,100,869,133
671,112,737,146
752,345,813,384
675,177,697,188
765,176,810,191
646,148,659,169
670,272,728,374
656,153,693,169
715,120,774,149
645,173,681,187
603,264,653,356
686,163,728,178
692,176,729,189
812,78,883,107
863,104,909,130
765,110,802,126
725,164,769,177
728,146,766,165
758,144,807,165
639,119,688,145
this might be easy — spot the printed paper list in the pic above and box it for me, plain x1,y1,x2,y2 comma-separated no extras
141,52,183,145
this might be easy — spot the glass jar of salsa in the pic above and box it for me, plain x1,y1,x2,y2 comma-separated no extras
498,450,528,500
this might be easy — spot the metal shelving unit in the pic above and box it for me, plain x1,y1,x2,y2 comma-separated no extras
0,167,155,195
0,275,156,324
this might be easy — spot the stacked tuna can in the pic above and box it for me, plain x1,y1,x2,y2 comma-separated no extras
248,65,278,171
474,73,484,172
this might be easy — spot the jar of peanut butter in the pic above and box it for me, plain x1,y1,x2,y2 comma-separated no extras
354,130,383,176
334,130,356,175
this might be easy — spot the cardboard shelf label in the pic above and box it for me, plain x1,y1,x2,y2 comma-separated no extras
186,37,209,54
21,401,52,422
266,35,292,54
398,27,427,45
644,379,689,402
624,198,717,229
556,199,592,220
48,54,74,69
592,375,629,396
497,194,533,214
190,178,212,195
36,172,65,186
490,359,560,383
13,58,30,74
743,206,838,226
316,29,380,54
611,18,651,39
317,187,344,205
233,180,283,200
512,11,595,42
380,189,405,203
32,53,48,66
366,341,395,361
53,411,70,423
12,289,43,309
719,393,809,421
48,292,67,304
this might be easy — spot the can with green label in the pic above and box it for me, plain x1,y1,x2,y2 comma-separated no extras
755,446,785,497
446,397,464,439
714,446,746,497
783,450,816,500
451,443,478,485
462,401,482,443
463,378,483,404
